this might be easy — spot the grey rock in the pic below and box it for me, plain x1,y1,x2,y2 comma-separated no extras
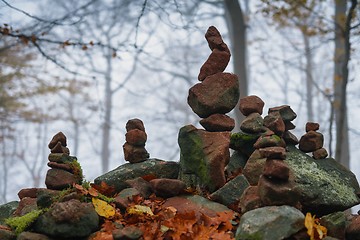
34,199,99,238
210,174,249,209
319,212,346,240
240,112,264,134
94,159,179,193
235,205,305,240
285,145,360,215
0,201,18,224
225,150,247,176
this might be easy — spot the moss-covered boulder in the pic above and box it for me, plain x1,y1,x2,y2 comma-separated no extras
230,131,260,157
178,125,230,192
285,145,360,215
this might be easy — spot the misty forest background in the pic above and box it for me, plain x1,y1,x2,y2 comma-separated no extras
1,0,360,205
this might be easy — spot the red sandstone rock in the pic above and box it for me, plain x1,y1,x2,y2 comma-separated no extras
306,122,320,132
346,215,360,240
126,118,145,132
238,186,263,213
198,26,231,81
188,72,239,118
123,142,149,163
239,95,265,116
259,146,286,160
263,111,285,136
313,148,328,160
47,161,74,173
150,178,186,198
199,113,235,132
284,121,296,131
17,188,39,199
258,175,300,207
253,135,286,149
125,129,147,146
45,168,81,190
198,49,231,81
13,197,37,216
263,159,290,180
299,130,324,153
48,132,67,149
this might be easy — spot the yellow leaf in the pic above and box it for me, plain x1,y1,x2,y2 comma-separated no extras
305,212,327,240
127,205,154,216
92,198,115,219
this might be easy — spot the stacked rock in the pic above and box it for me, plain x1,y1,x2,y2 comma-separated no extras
178,26,239,192
123,118,149,163
188,26,239,132
299,122,328,159
45,132,82,190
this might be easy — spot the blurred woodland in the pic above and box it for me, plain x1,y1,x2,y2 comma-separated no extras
1,0,360,203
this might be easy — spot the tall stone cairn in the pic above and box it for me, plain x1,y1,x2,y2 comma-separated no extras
45,132,82,190
179,26,240,192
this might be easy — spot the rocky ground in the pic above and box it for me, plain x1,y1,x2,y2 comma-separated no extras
1,26,360,240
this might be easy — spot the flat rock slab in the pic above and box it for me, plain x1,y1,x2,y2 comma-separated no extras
285,145,360,215
235,205,304,240
94,159,179,193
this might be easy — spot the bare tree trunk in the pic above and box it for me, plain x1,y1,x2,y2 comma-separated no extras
224,0,248,129
333,0,357,168
101,50,113,173
302,30,314,121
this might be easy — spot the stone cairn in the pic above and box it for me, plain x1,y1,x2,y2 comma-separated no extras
179,26,239,192
45,132,82,190
299,121,328,159
123,118,149,163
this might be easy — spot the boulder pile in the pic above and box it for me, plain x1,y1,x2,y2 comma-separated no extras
1,26,360,240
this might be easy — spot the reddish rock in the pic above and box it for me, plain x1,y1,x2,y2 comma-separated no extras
125,177,152,198
48,153,75,163
263,111,285,136
268,105,297,122
306,122,320,132
114,188,141,209
243,150,266,186
45,168,81,190
18,188,39,199
299,130,324,153
283,131,299,145
238,186,263,213
239,95,265,116
50,141,64,153
0,226,16,240
258,175,301,207
188,72,239,118
199,113,235,132
13,197,37,216
178,125,230,192
123,143,149,163
47,161,74,173
150,178,186,198
125,129,147,146
126,118,145,132
263,159,290,180
313,148,328,160
346,215,360,240
259,146,286,160
253,135,286,149
48,132,67,149
198,26,230,81
204,26,230,52
198,49,231,81
240,112,264,133
113,226,143,240
284,121,296,131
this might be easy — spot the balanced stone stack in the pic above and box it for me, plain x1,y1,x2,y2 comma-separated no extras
123,118,149,163
45,132,82,190
178,26,240,192
299,121,328,159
